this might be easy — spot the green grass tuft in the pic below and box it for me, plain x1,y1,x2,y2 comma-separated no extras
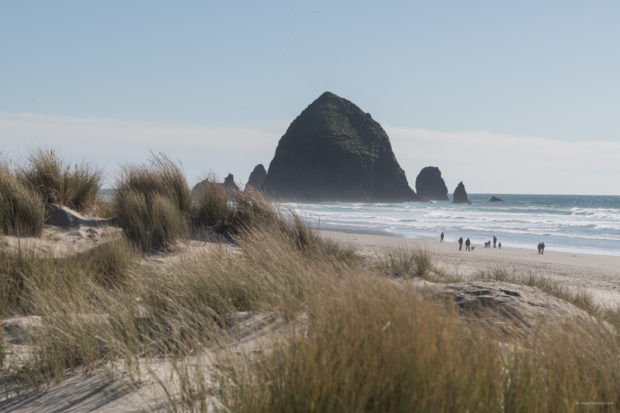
0,166,45,236
18,148,102,212
113,154,190,252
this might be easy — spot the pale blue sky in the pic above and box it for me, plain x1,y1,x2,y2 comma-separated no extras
1,1,619,194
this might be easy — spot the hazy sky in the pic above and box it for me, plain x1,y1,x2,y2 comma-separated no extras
1,1,619,194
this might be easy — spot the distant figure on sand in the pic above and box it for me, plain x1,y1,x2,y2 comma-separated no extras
493,236,497,248
440,232,444,242
498,242,502,249
541,242,545,254
458,237,463,251
465,238,471,251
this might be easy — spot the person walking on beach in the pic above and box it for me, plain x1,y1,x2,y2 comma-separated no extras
541,242,545,255
465,238,471,251
493,235,497,248
458,237,463,251
537,242,542,254
440,232,444,242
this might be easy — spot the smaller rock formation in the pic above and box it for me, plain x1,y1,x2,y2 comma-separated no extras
415,166,449,201
191,173,239,201
246,164,267,190
489,196,503,202
223,173,239,191
453,182,471,204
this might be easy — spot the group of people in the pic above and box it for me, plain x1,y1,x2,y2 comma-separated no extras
484,235,499,249
440,232,501,251
441,232,547,254
457,236,472,251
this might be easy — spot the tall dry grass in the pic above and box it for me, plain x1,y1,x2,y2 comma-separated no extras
376,247,437,279
18,149,102,212
113,154,191,252
0,188,617,410
218,276,618,412
0,166,44,236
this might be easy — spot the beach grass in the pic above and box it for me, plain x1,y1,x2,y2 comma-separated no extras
1,222,616,411
113,154,191,252
0,151,617,411
0,165,45,237
18,148,102,212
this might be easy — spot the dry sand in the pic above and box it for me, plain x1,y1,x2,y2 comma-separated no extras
320,230,620,309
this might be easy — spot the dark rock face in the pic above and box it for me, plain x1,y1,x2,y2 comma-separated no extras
264,91,420,202
489,196,503,202
223,173,239,191
246,164,267,190
415,166,449,201
453,182,471,204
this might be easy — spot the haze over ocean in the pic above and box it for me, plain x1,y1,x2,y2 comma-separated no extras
290,194,620,256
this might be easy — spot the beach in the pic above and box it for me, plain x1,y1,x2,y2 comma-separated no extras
320,229,620,309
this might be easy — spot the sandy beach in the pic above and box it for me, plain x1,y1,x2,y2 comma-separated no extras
320,230,620,309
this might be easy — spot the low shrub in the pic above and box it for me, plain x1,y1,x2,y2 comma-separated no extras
18,148,102,212
0,166,44,236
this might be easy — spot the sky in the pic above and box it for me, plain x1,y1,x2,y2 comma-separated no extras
1,1,619,194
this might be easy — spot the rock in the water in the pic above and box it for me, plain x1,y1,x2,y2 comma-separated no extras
223,173,239,191
489,196,503,202
453,181,471,204
415,166,449,201
246,164,267,190
264,91,420,202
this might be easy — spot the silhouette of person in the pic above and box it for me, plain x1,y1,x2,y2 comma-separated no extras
440,232,444,243
541,242,545,255
458,237,463,251
493,236,497,248
498,242,502,249
537,242,542,254
465,238,471,251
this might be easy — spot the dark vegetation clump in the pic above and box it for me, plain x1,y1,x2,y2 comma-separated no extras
18,148,102,212
113,154,191,252
0,165,45,236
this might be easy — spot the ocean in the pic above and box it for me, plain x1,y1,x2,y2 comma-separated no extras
287,194,620,257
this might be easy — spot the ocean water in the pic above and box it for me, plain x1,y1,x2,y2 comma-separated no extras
286,194,620,257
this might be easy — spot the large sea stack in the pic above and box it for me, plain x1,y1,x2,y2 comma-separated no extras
264,92,419,202
415,166,449,201
453,181,472,204
246,164,267,190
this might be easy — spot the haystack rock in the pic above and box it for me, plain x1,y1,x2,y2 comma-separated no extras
489,196,503,202
263,91,420,202
453,181,471,204
415,166,449,201
246,164,267,190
